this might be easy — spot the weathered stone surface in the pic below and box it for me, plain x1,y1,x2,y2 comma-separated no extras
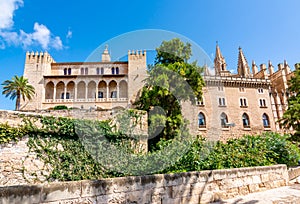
81,180,110,197
0,164,290,203
190,182,207,195
171,185,191,198
0,185,42,204
41,181,81,202
199,191,214,204
248,183,260,193
0,137,52,186
238,185,250,195
181,195,200,204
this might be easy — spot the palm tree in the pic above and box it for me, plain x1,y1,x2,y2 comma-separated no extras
2,75,35,111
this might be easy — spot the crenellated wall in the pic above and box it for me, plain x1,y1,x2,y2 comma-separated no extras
0,165,289,204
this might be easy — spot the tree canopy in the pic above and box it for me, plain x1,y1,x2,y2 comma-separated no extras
135,38,205,150
2,75,35,111
155,38,192,65
280,65,300,136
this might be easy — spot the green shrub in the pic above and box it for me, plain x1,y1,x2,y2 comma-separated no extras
163,132,300,173
1,116,300,181
53,105,69,110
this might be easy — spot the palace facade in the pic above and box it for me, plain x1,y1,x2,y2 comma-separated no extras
21,47,147,111
21,45,296,140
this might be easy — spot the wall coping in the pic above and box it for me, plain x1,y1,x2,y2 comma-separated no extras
0,164,289,203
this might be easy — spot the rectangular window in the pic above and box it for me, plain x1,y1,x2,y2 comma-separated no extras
219,97,226,106
259,99,267,108
240,98,248,107
196,97,205,106
218,86,224,91
239,87,245,92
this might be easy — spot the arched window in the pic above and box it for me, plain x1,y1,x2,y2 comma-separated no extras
262,113,270,128
81,68,84,75
198,112,206,128
116,67,119,74
66,92,70,99
61,92,64,99
220,112,228,128
242,113,250,128
100,67,104,75
68,68,71,75
96,67,100,75
85,67,88,75
112,67,115,74
64,68,67,75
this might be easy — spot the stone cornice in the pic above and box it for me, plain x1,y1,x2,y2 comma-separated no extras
204,76,271,88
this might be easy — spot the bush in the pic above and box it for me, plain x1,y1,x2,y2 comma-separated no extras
53,105,69,110
1,116,300,181
163,132,300,173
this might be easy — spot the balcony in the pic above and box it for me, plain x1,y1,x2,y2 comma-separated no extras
44,98,128,103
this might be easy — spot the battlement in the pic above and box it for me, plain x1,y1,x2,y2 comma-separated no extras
25,51,56,64
128,50,146,56
252,60,294,79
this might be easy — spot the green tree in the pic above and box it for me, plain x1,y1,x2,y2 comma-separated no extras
280,65,300,136
2,75,35,111
155,38,192,65
135,38,205,150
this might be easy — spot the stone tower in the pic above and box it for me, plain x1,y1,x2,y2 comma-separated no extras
102,45,111,62
127,50,147,104
21,51,55,110
237,47,251,78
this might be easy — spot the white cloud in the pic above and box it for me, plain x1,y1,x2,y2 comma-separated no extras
0,30,19,45
51,36,63,50
0,0,64,50
66,29,72,39
0,0,23,30
31,23,51,49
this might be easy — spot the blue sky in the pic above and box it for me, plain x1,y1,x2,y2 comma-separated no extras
0,0,299,110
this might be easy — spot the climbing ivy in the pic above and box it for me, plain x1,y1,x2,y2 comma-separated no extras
0,115,299,182
0,123,26,144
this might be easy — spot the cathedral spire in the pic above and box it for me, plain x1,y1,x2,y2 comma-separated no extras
214,42,227,75
237,47,251,78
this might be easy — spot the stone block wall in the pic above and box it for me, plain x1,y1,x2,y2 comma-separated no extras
0,137,51,186
0,165,288,204
288,166,300,181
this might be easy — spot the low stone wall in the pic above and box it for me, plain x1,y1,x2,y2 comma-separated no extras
0,109,113,126
288,166,300,181
0,165,288,204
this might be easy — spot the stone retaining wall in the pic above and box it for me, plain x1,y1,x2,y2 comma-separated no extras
0,137,52,186
288,166,300,181
0,109,114,126
0,165,288,204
